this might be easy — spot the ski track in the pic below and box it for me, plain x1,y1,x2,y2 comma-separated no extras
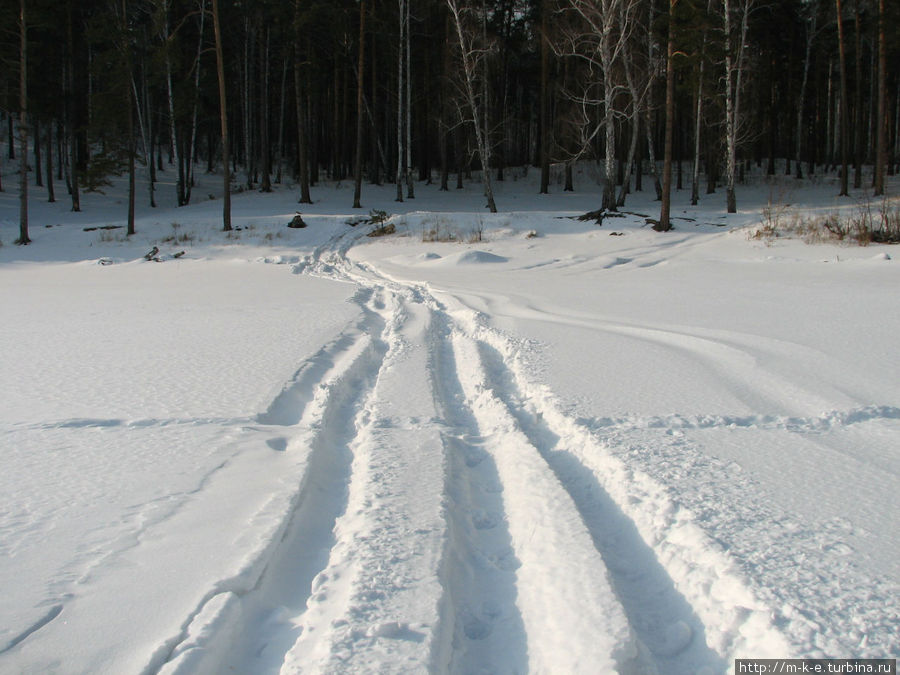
152,225,897,674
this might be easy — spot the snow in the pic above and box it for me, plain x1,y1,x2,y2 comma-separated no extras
1,166,898,674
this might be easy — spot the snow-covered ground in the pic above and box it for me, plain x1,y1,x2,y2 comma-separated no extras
1,166,898,674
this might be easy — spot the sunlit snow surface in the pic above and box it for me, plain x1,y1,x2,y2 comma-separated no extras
1,168,898,674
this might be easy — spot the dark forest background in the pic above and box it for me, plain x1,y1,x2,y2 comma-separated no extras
1,0,898,240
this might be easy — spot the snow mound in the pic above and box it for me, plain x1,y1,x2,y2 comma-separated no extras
433,250,508,266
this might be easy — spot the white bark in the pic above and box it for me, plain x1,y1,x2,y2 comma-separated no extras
162,0,183,205
557,0,639,210
446,0,497,212
723,0,752,213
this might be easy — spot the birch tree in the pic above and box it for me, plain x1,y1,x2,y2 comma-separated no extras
161,0,185,205
557,0,640,211
446,0,497,212
722,0,753,213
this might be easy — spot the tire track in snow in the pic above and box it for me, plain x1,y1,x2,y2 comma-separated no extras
278,287,448,673
447,308,796,666
428,308,530,674
473,338,727,675
312,238,733,671
152,288,388,675
446,329,639,673
431,287,877,419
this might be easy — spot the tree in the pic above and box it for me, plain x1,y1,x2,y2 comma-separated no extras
396,0,407,202
539,0,551,194
557,0,639,211
17,0,30,245
446,0,497,212
835,0,849,196
794,0,818,179
353,0,367,208
873,0,886,196
293,0,312,204
691,0,715,205
66,0,81,213
658,0,677,232
120,0,136,235
211,0,231,231
722,0,753,213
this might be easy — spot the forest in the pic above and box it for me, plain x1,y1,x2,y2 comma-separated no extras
1,0,898,243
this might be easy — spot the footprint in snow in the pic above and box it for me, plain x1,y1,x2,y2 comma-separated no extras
462,613,492,640
266,437,288,452
471,509,498,530
464,448,488,468
651,620,694,657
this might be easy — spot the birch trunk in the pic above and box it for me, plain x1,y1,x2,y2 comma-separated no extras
163,0,184,205
184,0,206,205
446,0,497,212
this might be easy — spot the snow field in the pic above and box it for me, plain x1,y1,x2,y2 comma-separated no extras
2,173,898,673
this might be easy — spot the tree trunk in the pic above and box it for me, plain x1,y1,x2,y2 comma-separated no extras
691,59,704,205
34,119,42,187
723,0,750,213
353,0,367,208
163,0,184,206
396,0,405,202
184,0,206,205
294,0,312,204
18,0,30,245
122,0,136,235
8,113,14,161
67,1,80,212
795,0,817,179
406,0,414,199
260,27,272,193
539,0,550,194
873,0,886,196
447,0,497,212
133,59,156,208
853,0,862,189
658,0,676,231
211,0,231,230
644,109,662,200
835,0,849,196
276,58,287,184
46,122,55,202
